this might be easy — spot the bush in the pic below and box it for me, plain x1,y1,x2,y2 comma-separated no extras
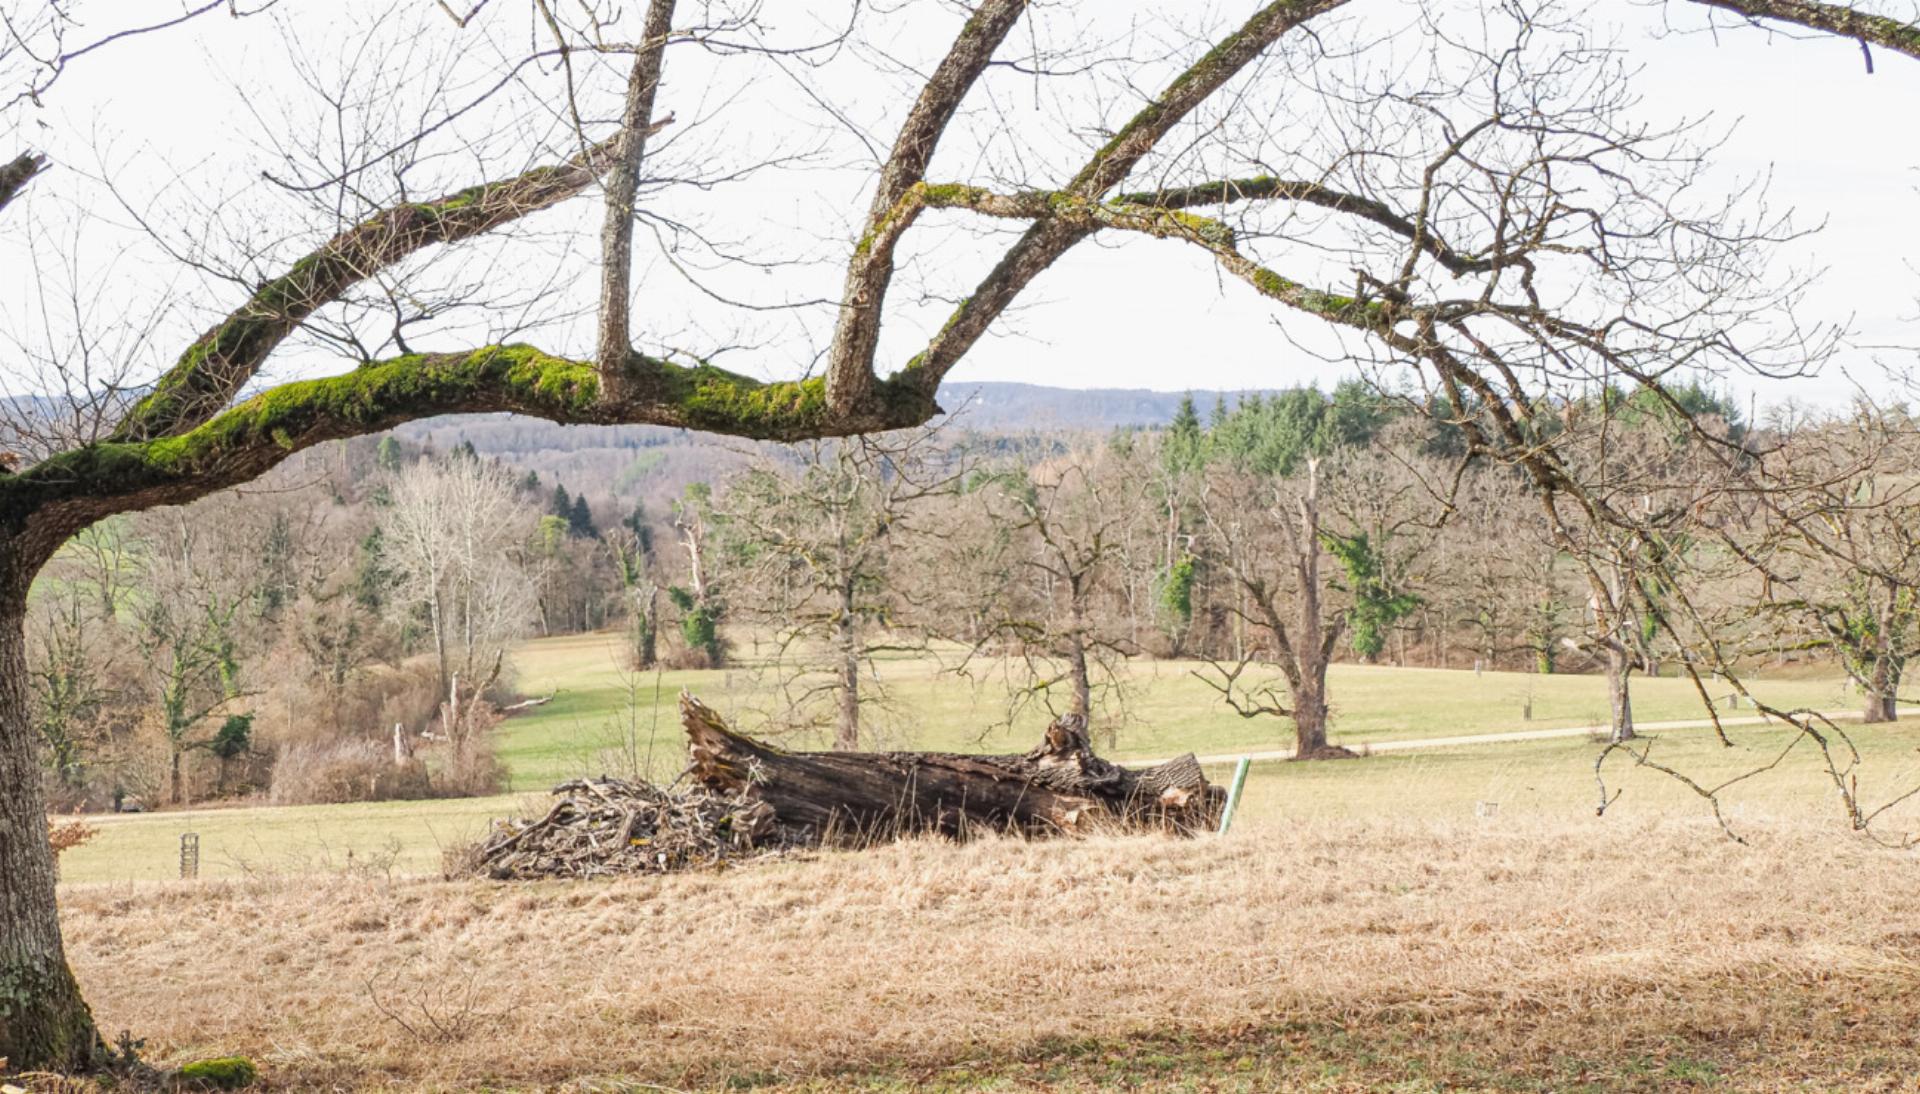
49,819,97,857
267,731,506,805
434,733,509,799
661,645,716,671
269,739,433,805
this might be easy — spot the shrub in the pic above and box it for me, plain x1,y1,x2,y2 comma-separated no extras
48,819,97,857
268,739,433,805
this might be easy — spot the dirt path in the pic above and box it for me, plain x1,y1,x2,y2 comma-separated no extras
1138,709,1868,768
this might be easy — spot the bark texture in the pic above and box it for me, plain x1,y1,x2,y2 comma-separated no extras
0,152,46,217
680,693,1223,841
0,586,107,1074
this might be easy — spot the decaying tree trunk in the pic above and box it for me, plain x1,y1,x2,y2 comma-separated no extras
680,693,1224,842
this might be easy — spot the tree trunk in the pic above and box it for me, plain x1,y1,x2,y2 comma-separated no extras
1863,655,1898,723
635,584,659,670
1606,643,1636,743
429,590,449,700
1066,630,1092,721
1287,459,1347,762
1292,670,1332,757
681,695,1224,840
834,574,860,752
0,589,108,1072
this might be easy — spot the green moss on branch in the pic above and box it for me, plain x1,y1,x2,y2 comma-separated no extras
7,345,941,526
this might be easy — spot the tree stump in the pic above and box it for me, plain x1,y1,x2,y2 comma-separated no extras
679,692,1225,842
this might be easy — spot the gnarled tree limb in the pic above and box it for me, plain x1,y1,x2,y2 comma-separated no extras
108,136,641,445
898,0,1353,398
824,0,1030,415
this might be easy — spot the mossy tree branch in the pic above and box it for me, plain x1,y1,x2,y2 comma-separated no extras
108,135,639,445
824,0,1029,415
906,176,1592,503
9,346,938,556
913,183,1394,329
1112,175,1510,277
1690,0,1920,63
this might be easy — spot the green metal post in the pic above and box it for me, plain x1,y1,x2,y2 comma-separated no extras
1217,756,1252,835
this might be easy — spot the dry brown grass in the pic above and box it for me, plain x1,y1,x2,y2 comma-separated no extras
48,811,1920,1091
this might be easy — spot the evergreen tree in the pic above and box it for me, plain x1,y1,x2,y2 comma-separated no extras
549,484,573,521
568,495,596,537
375,435,403,473
352,528,392,611
623,502,655,558
1163,393,1205,476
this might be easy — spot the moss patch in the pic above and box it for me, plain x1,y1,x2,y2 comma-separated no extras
174,1055,259,1089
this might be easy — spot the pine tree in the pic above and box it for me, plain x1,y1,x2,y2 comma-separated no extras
1163,393,1205,475
568,494,596,537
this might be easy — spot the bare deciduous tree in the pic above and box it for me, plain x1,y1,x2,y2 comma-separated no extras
0,0,1856,1070
712,426,957,749
380,456,540,706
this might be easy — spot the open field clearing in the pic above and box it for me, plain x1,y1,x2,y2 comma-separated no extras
53,635,1891,886
496,633,1857,789
55,715,1920,886
48,814,1920,1091
44,636,1920,1089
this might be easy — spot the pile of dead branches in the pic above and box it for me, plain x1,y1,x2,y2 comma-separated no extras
455,776,801,881
462,693,1224,882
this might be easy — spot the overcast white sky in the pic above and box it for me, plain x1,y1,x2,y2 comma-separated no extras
2,0,1916,409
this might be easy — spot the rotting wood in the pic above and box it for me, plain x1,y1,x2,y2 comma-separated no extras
680,691,1224,844
461,691,1224,880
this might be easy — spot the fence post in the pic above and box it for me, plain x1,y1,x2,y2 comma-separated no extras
179,832,200,880
1217,757,1252,835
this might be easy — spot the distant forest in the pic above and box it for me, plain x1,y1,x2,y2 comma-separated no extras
393,381,1268,516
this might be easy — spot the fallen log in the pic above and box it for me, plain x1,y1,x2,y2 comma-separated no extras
459,694,1226,881
680,692,1225,842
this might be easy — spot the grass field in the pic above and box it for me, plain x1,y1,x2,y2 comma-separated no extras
495,632,1857,787
42,633,1920,1090
51,813,1920,1091
54,633,1897,885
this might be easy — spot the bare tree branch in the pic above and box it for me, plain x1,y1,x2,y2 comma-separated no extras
899,0,1353,397
824,0,1030,414
108,136,641,444
596,0,680,400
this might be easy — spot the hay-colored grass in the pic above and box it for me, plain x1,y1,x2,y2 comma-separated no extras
55,810,1920,1091
43,633,1920,1089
